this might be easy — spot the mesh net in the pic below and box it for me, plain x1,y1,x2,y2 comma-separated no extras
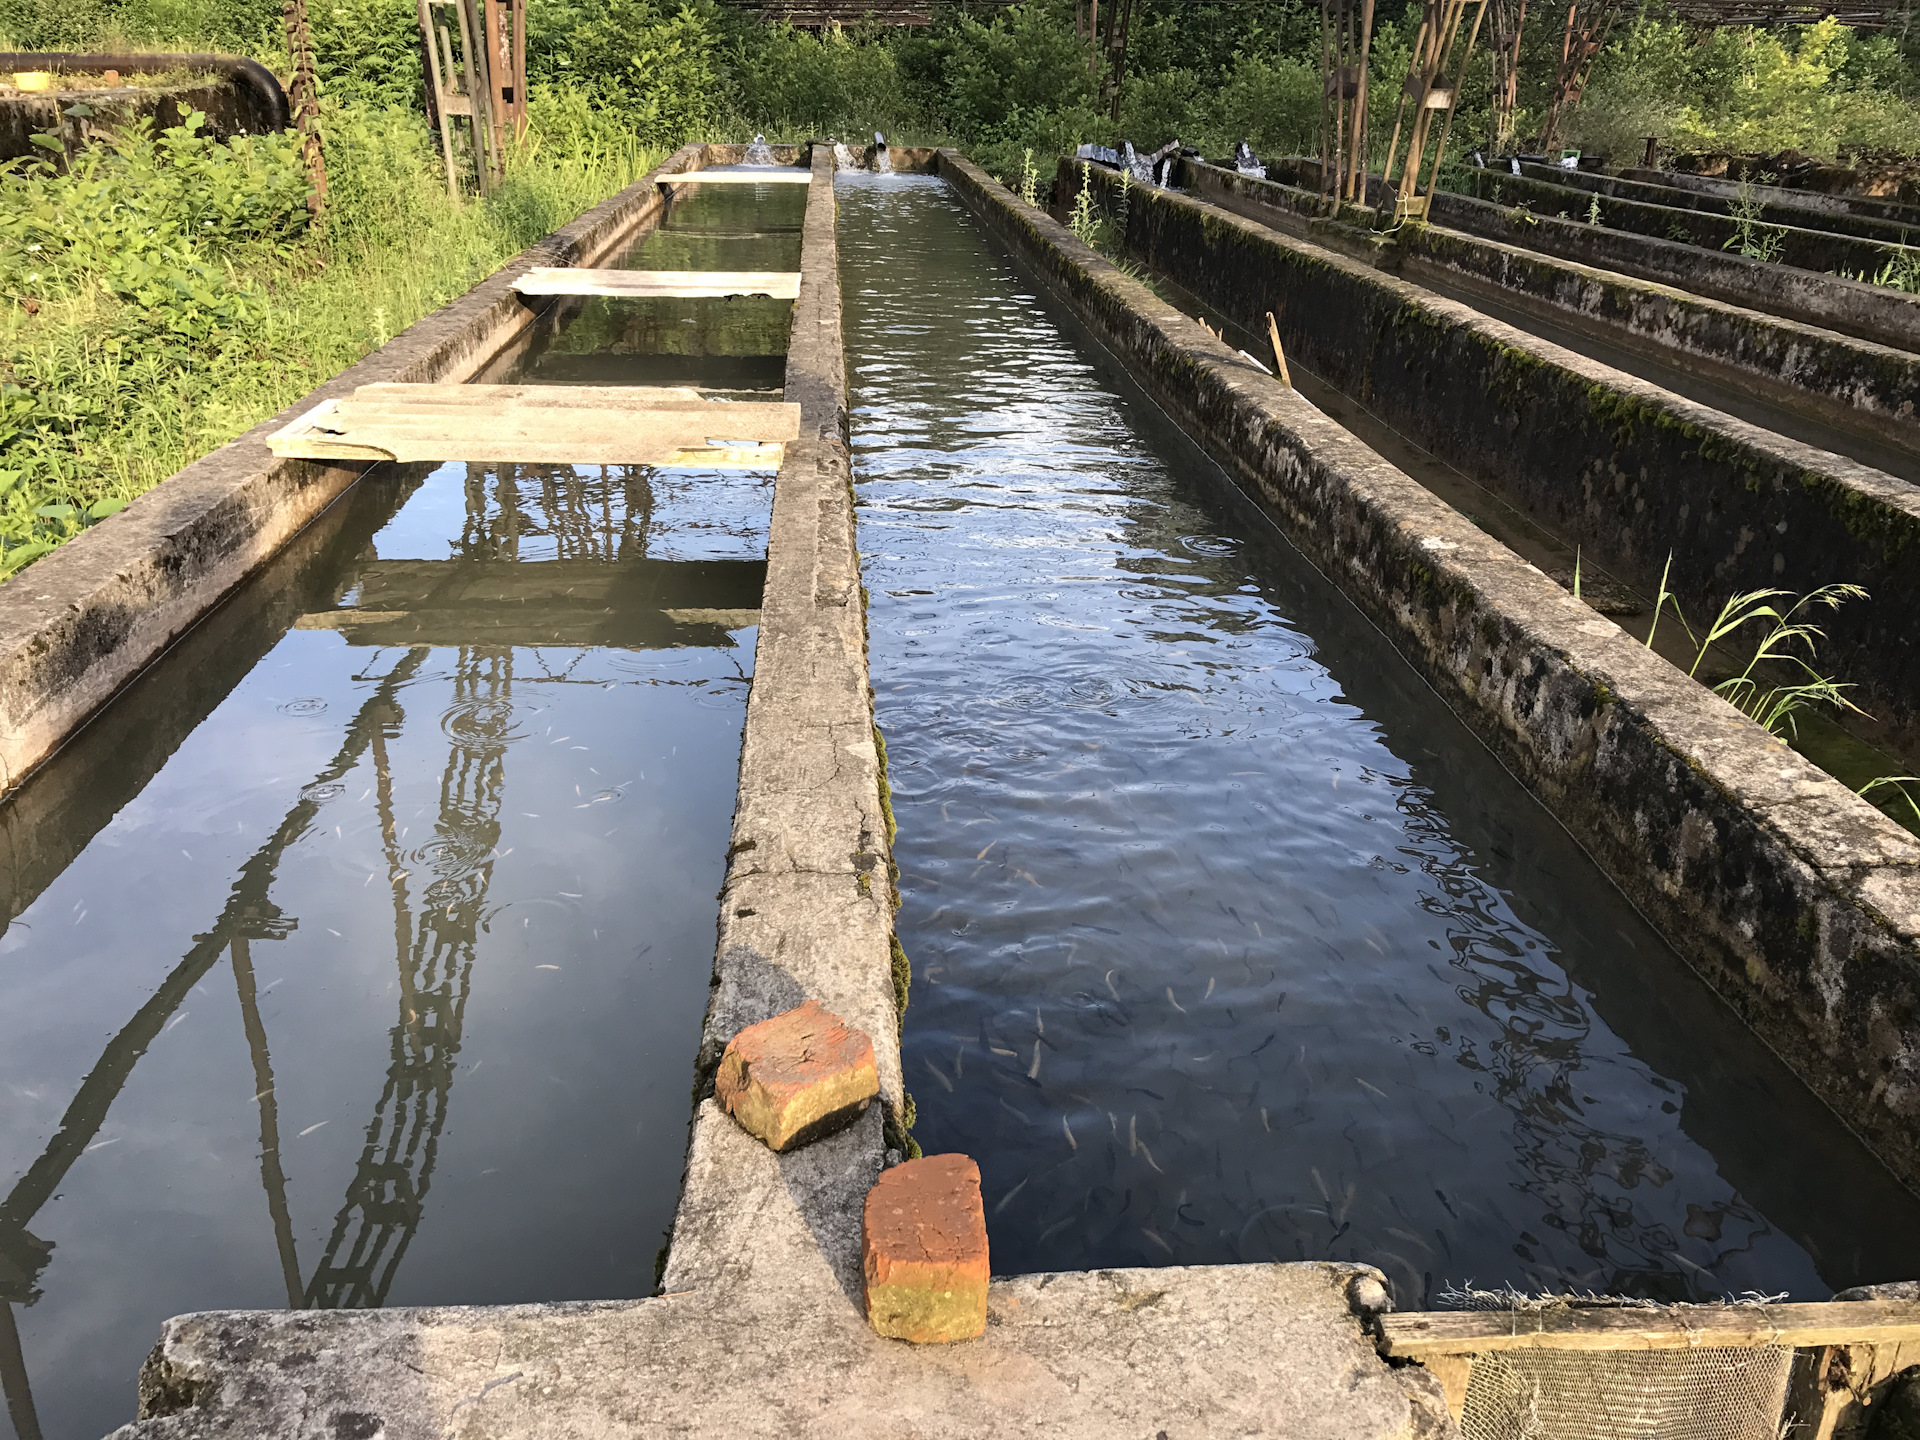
1458,1344,1795,1440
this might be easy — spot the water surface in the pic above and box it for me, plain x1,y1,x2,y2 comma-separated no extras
841,172,1920,1306
0,176,787,1440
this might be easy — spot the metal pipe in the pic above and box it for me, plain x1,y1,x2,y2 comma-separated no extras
0,51,289,132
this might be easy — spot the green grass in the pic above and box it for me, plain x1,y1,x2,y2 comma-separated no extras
0,98,656,578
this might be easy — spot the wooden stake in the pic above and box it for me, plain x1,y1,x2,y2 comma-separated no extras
1266,312,1293,389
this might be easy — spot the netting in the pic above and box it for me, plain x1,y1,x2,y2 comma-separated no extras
1459,1345,1795,1440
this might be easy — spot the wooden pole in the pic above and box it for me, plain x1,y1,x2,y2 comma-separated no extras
1265,312,1293,388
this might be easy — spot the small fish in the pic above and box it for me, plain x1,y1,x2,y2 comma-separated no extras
536,964,561,971
85,1137,121,1152
299,1121,329,1137
1166,987,1186,1014
327,928,342,937
1028,1044,1042,1080
925,1059,954,1092
1061,1115,1077,1151
1203,977,1216,1000
1357,1077,1388,1099
559,892,582,899
166,1012,190,1032
1141,1227,1173,1255
1260,1107,1271,1132
994,1178,1028,1215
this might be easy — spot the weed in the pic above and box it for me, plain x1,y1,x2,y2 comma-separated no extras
1642,561,1868,738
1723,173,1786,264
1018,147,1040,208
1585,195,1602,226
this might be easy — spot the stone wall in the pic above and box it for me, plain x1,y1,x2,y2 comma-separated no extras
1074,159,1920,752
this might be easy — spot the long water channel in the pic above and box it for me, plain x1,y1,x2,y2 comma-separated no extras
841,172,1920,1306
0,178,803,1440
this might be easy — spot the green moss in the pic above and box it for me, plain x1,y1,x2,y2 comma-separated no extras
890,932,912,1028
884,1090,922,1161
874,723,898,844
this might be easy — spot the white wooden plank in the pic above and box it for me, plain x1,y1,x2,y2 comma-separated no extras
268,389,798,466
514,268,802,299
658,170,811,185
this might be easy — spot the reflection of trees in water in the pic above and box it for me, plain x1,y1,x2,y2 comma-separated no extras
458,464,654,563
1394,782,1772,1299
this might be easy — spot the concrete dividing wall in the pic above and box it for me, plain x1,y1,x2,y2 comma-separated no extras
1075,159,1920,750
660,143,908,1297
0,141,714,800
1516,161,1920,247
1624,166,1920,229
1259,155,1920,353
948,152,1920,1190
1182,160,1920,461
1453,167,1902,278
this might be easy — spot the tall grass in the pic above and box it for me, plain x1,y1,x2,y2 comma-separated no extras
0,98,655,577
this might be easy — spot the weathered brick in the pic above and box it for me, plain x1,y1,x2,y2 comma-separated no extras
862,1153,990,1343
714,999,879,1152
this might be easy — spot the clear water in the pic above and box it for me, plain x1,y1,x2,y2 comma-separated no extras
0,181,785,1440
841,173,1920,1306
484,181,804,395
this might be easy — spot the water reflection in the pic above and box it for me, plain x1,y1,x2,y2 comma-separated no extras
839,173,1920,1309
0,456,767,1439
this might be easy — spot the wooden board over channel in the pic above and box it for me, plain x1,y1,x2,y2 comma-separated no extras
266,383,799,467
514,268,803,299
1377,1300,1920,1357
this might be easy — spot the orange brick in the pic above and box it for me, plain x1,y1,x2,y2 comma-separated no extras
863,1153,990,1343
714,1000,879,1152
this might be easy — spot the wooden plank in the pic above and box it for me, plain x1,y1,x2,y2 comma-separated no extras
1378,1301,1920,1358
513,268,802,299
659,169,812,185
351,383,709,408
268,389,798,466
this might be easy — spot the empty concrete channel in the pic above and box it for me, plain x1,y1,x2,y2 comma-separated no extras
4,141,1920,1440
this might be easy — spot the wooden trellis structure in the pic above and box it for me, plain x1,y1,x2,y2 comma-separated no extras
1381,0,1488,222
416,0,527,197
1487,0,1527,154
1536,0,1624,150
1320,0,1378,207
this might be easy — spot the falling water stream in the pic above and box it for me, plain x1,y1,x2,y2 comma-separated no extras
840,172,1920,1304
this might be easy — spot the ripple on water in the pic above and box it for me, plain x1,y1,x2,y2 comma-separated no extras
440,696,526,745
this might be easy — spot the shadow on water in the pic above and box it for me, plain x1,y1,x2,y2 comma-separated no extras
1,440,773,1439
837,172,1920,1311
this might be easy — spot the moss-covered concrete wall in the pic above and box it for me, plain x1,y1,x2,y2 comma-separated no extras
1073,159,1920,752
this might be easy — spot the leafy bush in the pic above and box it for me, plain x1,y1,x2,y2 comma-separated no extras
555,0,730,145
727,20,916,139
314,0,424,110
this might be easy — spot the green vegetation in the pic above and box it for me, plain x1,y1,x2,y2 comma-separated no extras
0,0,1913,577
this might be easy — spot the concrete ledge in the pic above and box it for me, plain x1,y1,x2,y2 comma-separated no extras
0,140,713,799
943,151,1920,1189
1452,166,1902,278
1180,161,1920,462
1257,155,1920,354
1086,160,1920,748
662,145,906,1295
1623,166,1920,230
113,1255,1426,1439
1514,160,1920,248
